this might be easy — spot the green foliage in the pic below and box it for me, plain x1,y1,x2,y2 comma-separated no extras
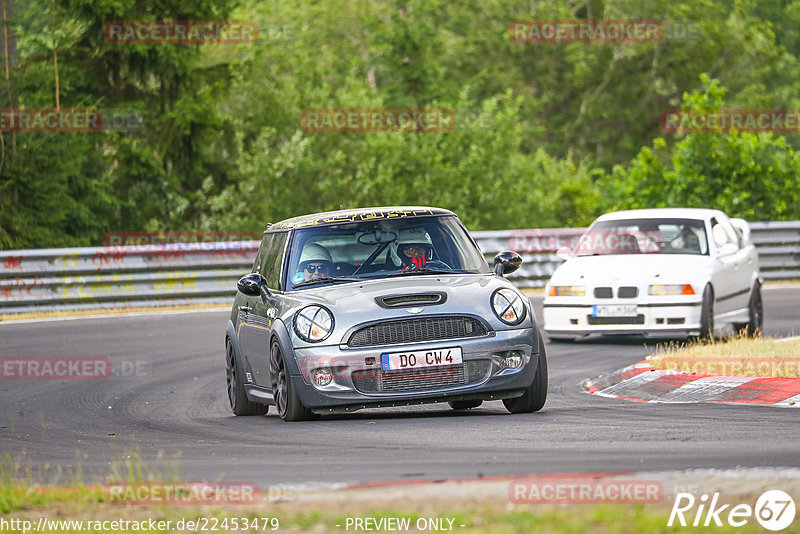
4,0,800,248
599,75,800,220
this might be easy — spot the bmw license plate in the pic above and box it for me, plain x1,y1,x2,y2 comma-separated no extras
381,347,463,371
593,305,638,317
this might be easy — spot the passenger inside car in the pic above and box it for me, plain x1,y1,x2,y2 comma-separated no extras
295,243,332,283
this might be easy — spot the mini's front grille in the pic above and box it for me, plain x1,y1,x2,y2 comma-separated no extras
587,314,645,325
347,316,488,348
351,359,491,394
617,286,638,298
594,287,613,298
376,292,445,308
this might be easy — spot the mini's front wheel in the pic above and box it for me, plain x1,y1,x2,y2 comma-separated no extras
504,334,548,414
270,340,317,422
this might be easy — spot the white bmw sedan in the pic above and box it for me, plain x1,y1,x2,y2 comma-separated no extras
543,208,762,341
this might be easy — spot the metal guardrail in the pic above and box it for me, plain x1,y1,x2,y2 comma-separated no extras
1,221,798,313
0,242,258,313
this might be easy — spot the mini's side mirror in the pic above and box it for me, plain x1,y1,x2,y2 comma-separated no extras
493,250,523,276
237,273,269,298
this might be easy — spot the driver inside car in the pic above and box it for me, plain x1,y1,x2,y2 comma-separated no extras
674,226,701,253
395,228,434,269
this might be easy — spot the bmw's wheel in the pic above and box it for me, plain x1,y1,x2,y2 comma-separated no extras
226,339,267,416
270,340,316,422
448,400,483,410
699,285,714,340
744,283,763,337
503,333,548,414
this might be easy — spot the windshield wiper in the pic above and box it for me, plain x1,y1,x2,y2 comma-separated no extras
292,276,360,288
386,268,455,277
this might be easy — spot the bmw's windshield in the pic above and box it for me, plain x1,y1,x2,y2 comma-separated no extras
575,218,709,256
285,216,491,289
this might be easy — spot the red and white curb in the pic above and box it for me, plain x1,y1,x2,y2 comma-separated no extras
584,361,800,407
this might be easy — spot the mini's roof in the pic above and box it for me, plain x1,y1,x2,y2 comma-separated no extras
596,208,728,222
268,206,456,230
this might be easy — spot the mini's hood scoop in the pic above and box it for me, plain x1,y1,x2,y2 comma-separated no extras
375,292,447,308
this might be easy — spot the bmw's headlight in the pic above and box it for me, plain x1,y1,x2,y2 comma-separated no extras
492,288,527,325
294,306,334,342
548,285,585,297
648,284,695,296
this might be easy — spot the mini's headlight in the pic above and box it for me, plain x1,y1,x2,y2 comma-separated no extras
492,288,526,325
548,285,585,297
294,305,334,342
648,284,695,296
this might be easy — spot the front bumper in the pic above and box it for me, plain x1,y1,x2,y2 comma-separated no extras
287,327,538,412
543,298,703,338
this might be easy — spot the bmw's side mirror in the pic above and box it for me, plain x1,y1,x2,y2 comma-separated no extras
716,243,738,258
493,250,523,276
237,273,270,298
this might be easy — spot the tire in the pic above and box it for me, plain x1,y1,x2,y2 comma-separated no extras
269,340,317,422
448,400,483,410
699,285,714,340
503,333,548,414
744,283,763,337
226,339,267,416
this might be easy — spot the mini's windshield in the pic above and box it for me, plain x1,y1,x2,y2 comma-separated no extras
285,216,490,289
575,218,709,256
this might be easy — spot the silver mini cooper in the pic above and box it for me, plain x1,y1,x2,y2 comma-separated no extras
225,207,547,421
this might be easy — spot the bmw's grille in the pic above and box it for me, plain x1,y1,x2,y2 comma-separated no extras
617,286,639,298
594,287,613,298
351,359,491,394
347,316,488,348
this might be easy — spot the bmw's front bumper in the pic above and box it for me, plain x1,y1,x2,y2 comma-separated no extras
543,297,703,339
287,327,539,413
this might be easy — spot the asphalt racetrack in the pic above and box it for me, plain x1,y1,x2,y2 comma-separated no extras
1,287,798,487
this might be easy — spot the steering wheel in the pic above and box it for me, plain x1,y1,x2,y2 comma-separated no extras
410,259,451,270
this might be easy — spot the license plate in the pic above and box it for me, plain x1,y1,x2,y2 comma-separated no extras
593,305,638,317
381,347,463,371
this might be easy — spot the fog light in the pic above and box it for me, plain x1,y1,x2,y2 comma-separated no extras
504,351,523,369
313,368,333,387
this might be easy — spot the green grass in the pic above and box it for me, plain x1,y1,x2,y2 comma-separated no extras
649,335,800,378
0,478,782,533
